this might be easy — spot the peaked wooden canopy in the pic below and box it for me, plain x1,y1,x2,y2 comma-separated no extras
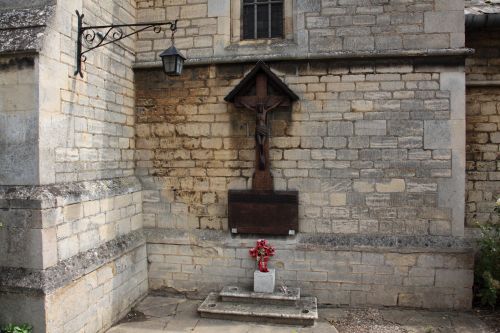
224,60,299,105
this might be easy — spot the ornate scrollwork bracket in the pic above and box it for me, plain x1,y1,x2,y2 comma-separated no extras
74,10,178,78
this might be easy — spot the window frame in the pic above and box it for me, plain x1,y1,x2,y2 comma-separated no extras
241,0,284,40
230,0,293,43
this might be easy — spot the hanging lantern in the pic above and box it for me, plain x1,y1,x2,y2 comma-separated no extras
159,45,186,76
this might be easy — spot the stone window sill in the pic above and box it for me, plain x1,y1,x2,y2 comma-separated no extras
225,38,297,52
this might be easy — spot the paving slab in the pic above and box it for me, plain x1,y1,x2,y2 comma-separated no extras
191,319,249,333
106,296,499,333
135,296,184,318
107,318,169,333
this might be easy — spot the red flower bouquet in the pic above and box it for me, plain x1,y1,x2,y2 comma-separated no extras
249,239,275,273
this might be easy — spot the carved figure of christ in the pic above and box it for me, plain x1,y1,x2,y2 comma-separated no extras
235,74,286,191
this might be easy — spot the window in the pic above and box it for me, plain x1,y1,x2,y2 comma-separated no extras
242,0,283,40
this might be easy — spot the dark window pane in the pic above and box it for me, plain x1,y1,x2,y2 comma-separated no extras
243,5,255,39
256,4,269,38
242,0,282,40
270,3,283,37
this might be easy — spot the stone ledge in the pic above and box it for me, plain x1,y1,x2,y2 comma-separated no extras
220,285,300,305
134,48,474,69
144,228,474,253
0,3,55,54
466,80,500,87
0,176,142,209
0,230,145,294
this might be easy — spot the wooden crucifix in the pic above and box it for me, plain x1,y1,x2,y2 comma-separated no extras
225,61,299,191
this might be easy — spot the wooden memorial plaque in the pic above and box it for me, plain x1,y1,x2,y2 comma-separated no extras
228,190,298,235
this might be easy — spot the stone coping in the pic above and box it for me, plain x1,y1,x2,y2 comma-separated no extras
0,230,145,295
134,48,474,69
144,228,475,253
465,0,500,15
0,3,55,54
0,0,55,10
0,176,142,209
467,80,500,87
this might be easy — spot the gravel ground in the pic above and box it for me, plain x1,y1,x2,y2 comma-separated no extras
322,306,500,333
327,308,407,333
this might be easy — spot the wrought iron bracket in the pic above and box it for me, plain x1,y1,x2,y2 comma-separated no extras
74,10,178,77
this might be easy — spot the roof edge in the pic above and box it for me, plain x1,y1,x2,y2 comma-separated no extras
134,48,474,69
224,60,299,103
466,12,500,29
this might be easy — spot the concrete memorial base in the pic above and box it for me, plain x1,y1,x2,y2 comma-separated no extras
198,286,318,326
254,269,275,293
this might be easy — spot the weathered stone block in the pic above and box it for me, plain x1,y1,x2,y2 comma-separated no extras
355,120,386,136
328,121,353,136
254,269,275,293
435,269,474,288
424,11,464,33
208,0,230,17
63,203,83,222
376,179,405,193
403,34,449,49
424,120,451,149
344,36,375,51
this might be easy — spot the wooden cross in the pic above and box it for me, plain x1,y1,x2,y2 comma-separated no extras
225,61,299,192
234,74,292,191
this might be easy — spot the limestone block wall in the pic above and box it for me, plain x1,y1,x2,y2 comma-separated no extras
38,0,137,184
45,244,148,333
146,229,474,310
135,0,465,64
135,59,470,309
1,237,147,333
0,178,147,333
0,1,148,331
56,189,143,261
0,178,143,268
465,29,500,226
0,56,39,185
135,59,465,237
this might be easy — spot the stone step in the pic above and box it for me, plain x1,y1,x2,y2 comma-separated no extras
198,292,318,326
219,285,300,305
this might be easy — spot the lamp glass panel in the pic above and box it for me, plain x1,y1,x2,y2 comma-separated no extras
176,57,184,75
163,55,176,74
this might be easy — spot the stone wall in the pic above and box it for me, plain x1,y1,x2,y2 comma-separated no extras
135,59,465,237
135,0,465,64
465,29,500,226
1,236,147,333
38,0,136,184
0,0,147,331
0,56,39,185
45,244,148,333
146,229,474,310
56,186,143,261
0,179,146,333
1,0,137,185
135,59,470,309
